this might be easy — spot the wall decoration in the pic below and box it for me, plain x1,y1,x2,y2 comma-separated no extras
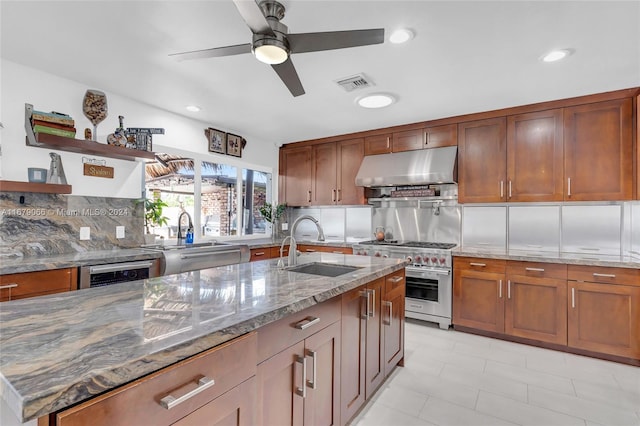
82,157,113,179
82,89,108,140
205,127,226,154
226,133,244,157
126,127,164,152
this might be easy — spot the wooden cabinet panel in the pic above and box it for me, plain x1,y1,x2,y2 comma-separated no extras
458,117,507,203
507,109,564,202
296,244,352,255
564,98,633,201
282,146,312,206
506,261,567,280
568,281,640,359
454,257,506,274
505,275,567,345
340,286,366,423
383,271,405,375
567,265,640,287
271,245,290,258
312,142,338,205
250,248,272,262
172,377,255,426
364,134,392,155
0,268,76,301
453,269,505,333
57,333,257,426
364,278,384,398
336,138,365,205
392,129,423,152
425,124,457,148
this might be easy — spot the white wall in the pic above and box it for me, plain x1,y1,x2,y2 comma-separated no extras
0,59,279,198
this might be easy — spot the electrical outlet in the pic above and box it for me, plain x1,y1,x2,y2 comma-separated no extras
281,222,288,231
80,227,90,240
116,226,125,239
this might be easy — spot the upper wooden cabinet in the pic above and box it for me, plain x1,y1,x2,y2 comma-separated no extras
392,129,423,152
507,109,564,202
364,133,392,155
281,145,312,206
458,117,507,203
311,142,338,205
374,125,457,154
425,124,458,148
564,98,633,201
336,138,365,205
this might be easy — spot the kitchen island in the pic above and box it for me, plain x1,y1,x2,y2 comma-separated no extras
0,252,406,425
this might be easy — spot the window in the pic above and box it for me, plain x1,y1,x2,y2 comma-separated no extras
145,152,273,240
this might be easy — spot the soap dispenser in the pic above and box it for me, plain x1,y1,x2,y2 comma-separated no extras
185,227,194,244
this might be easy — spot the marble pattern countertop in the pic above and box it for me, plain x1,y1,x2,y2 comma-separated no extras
453,247,640,269
0,253,406,422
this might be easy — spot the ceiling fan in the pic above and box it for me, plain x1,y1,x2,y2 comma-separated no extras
169,0,384,97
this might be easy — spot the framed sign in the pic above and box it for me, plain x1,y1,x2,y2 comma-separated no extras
226,133,243,157
206,128,226,154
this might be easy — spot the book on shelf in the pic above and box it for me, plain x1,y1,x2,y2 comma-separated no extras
31,119,76,132
33,124,76,138
31,110,75,126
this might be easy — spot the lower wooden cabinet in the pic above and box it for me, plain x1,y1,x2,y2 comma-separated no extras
250,248,273,262
297,244,353,255
383,271,405,375
0,268,76,301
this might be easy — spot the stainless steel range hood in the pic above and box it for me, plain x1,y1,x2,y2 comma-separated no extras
355,146,457,187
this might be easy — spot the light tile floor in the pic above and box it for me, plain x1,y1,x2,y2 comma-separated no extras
351,319,640,426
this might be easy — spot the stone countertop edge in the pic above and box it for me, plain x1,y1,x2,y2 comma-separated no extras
453,248,640,269
242,238,355,249
0,253,407,422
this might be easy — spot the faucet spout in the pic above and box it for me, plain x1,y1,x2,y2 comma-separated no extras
177,211,193,242
288,215,325,266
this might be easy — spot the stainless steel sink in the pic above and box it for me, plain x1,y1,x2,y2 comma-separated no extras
286,262,361,277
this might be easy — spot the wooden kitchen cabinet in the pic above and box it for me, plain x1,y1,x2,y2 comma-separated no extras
567,265,640,360
424,124,457,148
506,109,564,202
457,117,507,203
383,270,405,375
297,244,353,255
564,98,633,201
56,333,257,426
392,128,423,152
281,145,313,206
311,138,365,205
250,248,273,262
364,133,392,155
0,268,76,301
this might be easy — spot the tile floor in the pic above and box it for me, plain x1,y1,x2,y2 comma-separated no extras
351,319,640,426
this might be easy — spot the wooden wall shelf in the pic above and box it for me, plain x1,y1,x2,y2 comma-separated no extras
0,180,72,194
26,133,155,162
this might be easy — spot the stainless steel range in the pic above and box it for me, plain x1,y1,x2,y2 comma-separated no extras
353,240,456,329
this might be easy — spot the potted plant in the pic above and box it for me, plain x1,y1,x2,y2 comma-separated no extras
258,202,286,241
142,197,169,244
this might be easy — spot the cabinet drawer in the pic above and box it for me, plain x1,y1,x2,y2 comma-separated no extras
507,261,567,280
270,245,290,258
568,265,640,287
454,257,506,274
257,296,341,363
250,248,272,261
57,333,257,426
385,270,406,295
0,268,75,301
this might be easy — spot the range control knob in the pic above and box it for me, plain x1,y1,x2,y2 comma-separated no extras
414,256,422,264
439,257,447,265
431,257,438,265
374,252,381,257
406,256,413,263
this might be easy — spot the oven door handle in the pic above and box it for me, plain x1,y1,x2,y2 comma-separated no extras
89,261,155,274
405,267,450,276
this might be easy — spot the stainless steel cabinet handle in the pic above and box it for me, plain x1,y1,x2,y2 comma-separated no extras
571,287,575,308
308,190,312,203
507,280,511,299
332,189,336,202
525,267,545,272
567,177,571,197
181,249,239,259
0,283,18,290
89,261,154,274
337,189,341,202
385,301,393,326
332,251,344,254
305,249,317,252
307,349,317,389
159,377,215,409
253,251,265,256
386,136,390,148
294,316,320,330
389,276,404,283
360,290,369,320
296,355,306,398
500,181,504,198
498,280,502,298
592,273,616,278
470,262,486,267
508,180,512,198
369,289,376,318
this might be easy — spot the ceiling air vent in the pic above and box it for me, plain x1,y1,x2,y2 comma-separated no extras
335,74,373,92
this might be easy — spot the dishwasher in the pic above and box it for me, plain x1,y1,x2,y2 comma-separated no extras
79,259,162,289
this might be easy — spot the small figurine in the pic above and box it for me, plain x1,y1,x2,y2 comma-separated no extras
47,152,67,185
84,128,92,140
107,115,128,147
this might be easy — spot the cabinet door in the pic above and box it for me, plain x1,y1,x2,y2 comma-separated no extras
172,377,255,426
458,117,507,203
340,286,367,423
336,138,365,205
425,124,457,148
505,275,567,345
392,129,423,152
312,142,338,205
568,281,640,360
256,341,305,426
383,273,405,375
282,146,312,206
364,134,392,155
564,98,633,201
453,269,505,333
365,278,385,398
250,248,272,262
0,268,75,301
507,109,564,202
304,321,341,426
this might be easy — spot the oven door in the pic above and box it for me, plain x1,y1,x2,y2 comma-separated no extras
405,266,452,319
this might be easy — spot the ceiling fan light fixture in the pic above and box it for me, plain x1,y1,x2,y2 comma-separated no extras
389,28,413,44
541,48,574,62
254,44,288,64
185,105,201,112
357,93,395,109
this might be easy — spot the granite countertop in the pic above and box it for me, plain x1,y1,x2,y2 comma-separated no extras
453,247,640,269
0,253,406,422
0,248,163,275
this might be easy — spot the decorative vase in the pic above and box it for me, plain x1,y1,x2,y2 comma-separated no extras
271,218,279,243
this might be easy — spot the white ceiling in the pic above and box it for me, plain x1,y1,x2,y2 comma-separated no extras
2,1,639,146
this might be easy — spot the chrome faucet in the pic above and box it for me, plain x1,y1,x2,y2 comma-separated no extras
176,211,193,243
287,215,325,266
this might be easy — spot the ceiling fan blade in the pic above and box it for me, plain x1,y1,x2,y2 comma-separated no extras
271,58,305,97
169,43,252,61
288,29,384,54
232,0,274,35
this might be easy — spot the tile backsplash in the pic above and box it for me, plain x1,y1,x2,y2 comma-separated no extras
0,193,144,258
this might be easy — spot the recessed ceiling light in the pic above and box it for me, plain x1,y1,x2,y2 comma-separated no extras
389,28,414,44
185,105,201,112
357,93,395,109
541,48,575,62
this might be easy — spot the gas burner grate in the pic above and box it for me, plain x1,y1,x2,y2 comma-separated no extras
357,240,399,245
399,241,457,250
